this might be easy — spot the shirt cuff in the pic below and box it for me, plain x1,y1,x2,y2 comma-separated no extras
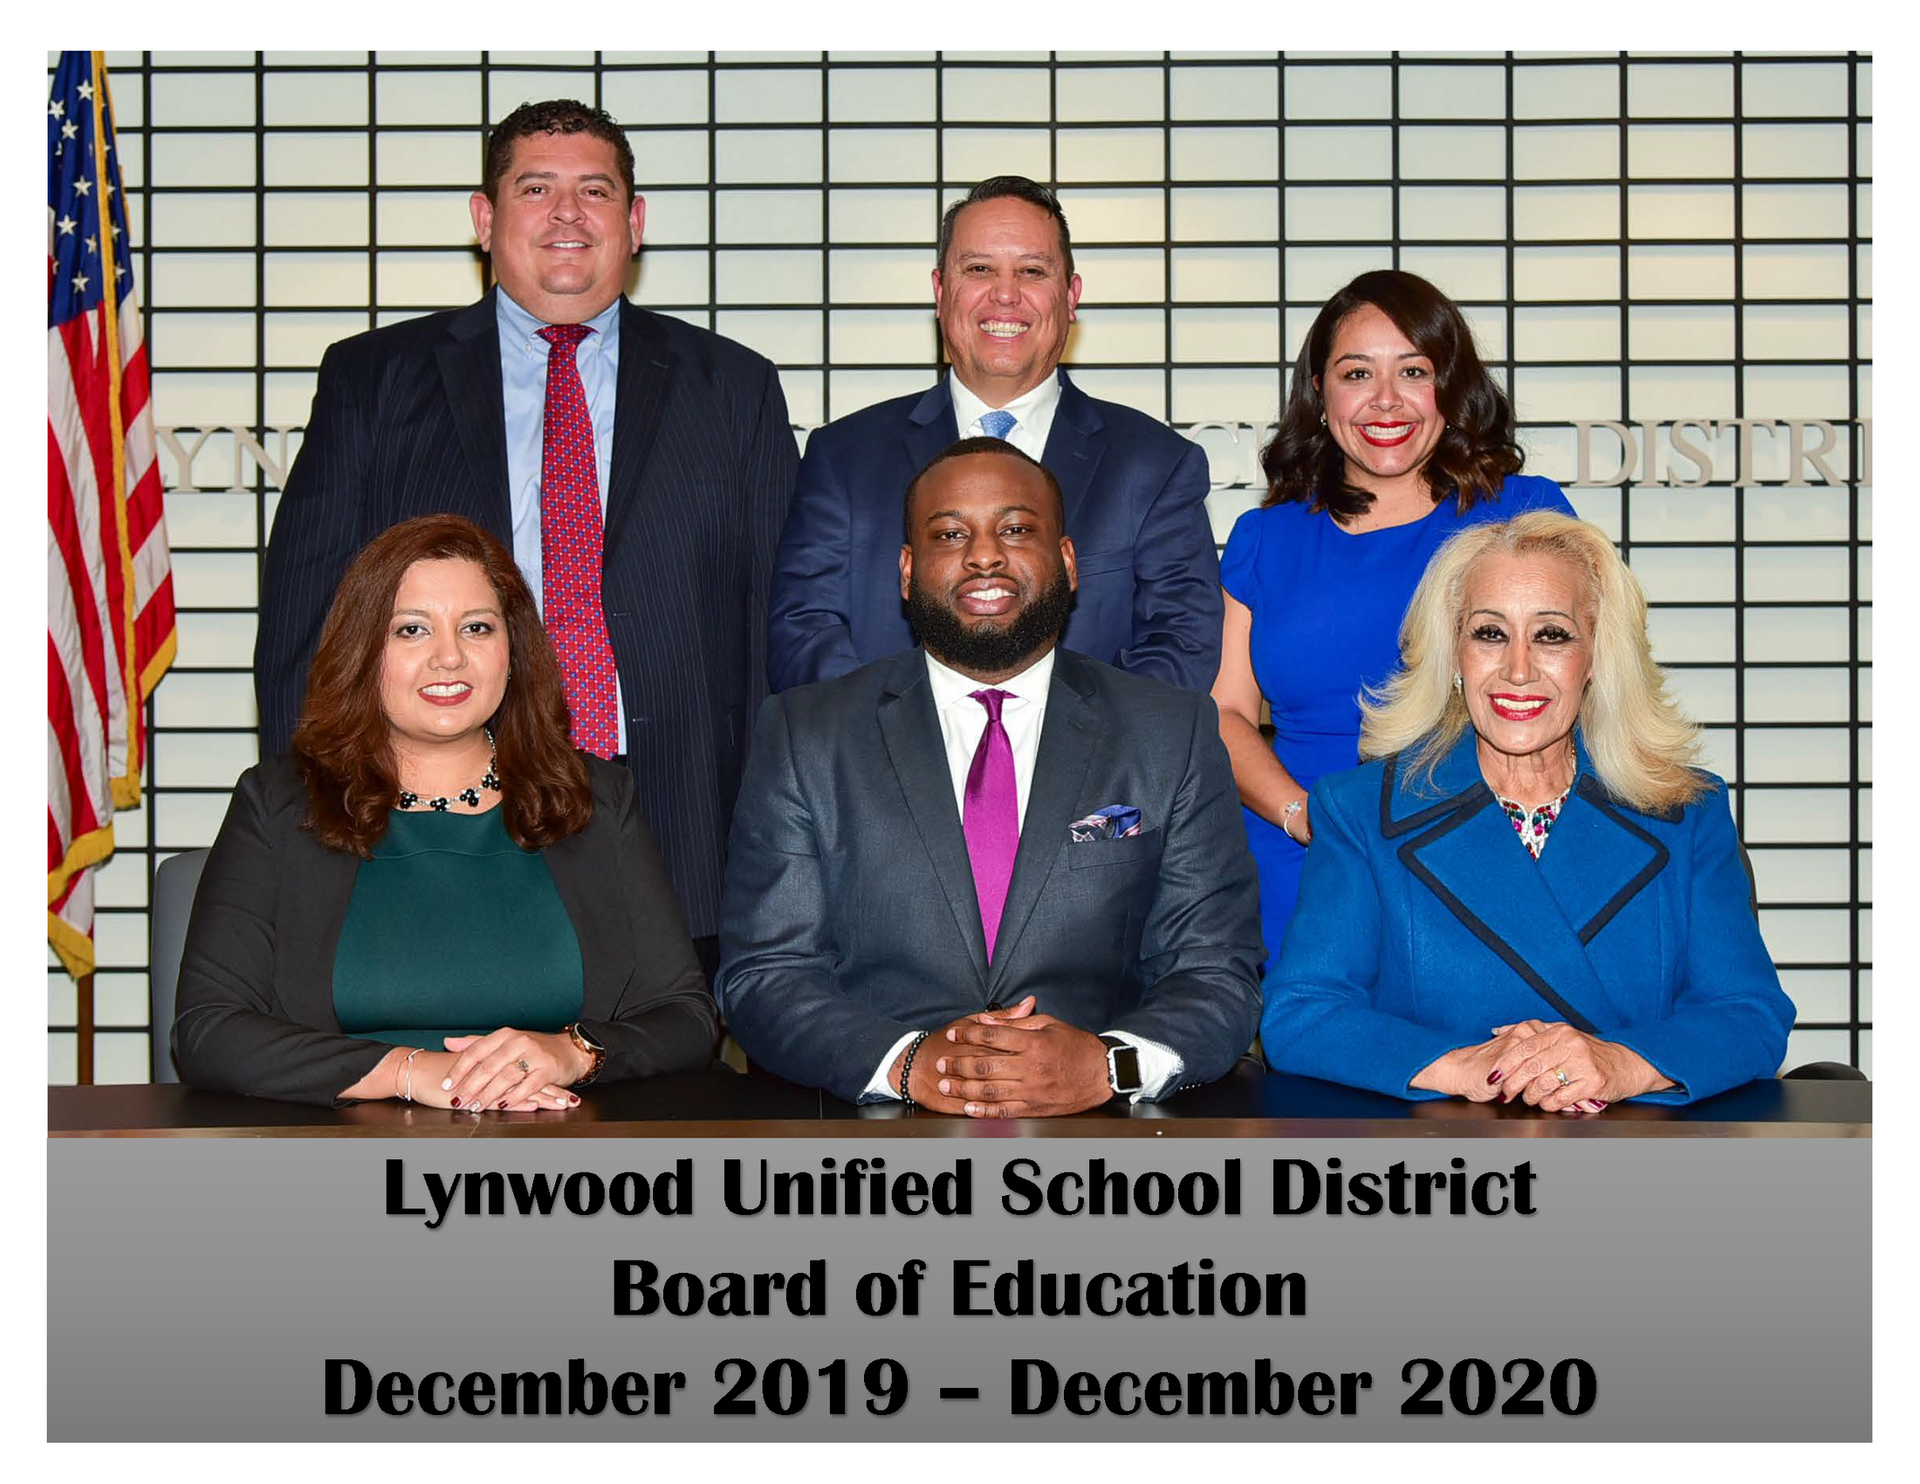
1102,1029,1183,1104
860,1031,924,1104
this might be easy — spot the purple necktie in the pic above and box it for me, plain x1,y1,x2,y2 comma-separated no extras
964,688,1020,960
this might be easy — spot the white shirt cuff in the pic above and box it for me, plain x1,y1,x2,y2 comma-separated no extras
860,1031,924,1103
1102,1030,1183,1104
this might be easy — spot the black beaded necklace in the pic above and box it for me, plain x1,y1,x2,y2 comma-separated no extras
397,729,501,813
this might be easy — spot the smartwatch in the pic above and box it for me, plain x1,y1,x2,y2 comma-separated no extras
565,1022,606,1086
1099,1034,1142,1096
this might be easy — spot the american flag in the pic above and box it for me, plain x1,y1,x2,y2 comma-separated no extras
48,51,175,979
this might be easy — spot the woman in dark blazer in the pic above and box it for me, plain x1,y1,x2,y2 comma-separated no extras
174,515,716,1108
1264,511,1793,1110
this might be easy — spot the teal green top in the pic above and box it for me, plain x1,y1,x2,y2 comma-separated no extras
332,806,584,1047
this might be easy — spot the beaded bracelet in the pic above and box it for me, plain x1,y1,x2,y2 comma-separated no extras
398,1046,424,1103
898,1031,933,1105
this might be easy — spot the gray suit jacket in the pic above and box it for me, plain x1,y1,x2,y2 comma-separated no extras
716,647,1264,1104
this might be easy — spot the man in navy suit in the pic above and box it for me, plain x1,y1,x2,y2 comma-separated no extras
767,176,1221,695
255,101,797,978
720,441,1262,1114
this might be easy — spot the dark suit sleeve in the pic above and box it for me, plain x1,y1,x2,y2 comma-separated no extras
1105,694,1264,1090
741,356,802,710
170,768,391,1106
766,430,865,693
1260,778,1477,1098
1112,438,1223,692
575,770,721,1079
716,694,921,1103
1603,787,1796,1104
254,340,373,753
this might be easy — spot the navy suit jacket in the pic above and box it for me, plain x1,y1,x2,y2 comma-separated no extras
716,647,1264,1105
254,291,798,937
767,372,1223,694
1263,731,1795,1104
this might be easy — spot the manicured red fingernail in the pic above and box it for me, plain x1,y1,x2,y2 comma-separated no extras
497,1099,508,1109
569,1095,580,1106
449,1097,460,1107
1592,1100,1608,1110
1487,1069,1503,1085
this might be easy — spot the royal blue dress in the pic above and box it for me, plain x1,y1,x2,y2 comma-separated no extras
1219,473,1575,965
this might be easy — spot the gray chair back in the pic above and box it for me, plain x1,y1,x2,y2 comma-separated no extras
149,849,209,1082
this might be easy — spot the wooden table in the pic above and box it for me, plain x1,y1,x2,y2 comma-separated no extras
49,1066,1871,1139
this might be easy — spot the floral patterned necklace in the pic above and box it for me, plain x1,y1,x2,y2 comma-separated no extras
1495,782,1573,860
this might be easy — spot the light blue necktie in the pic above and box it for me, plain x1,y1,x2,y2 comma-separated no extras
978,409,1017,440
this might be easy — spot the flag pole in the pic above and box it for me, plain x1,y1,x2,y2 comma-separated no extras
77,973,94,1085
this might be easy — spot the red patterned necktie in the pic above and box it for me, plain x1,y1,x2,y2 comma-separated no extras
538,323,619,758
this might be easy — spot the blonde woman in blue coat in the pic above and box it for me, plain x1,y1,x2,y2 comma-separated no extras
1263,511,1793,1111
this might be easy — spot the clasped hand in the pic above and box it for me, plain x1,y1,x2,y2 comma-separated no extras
1413,1019,1669,1113
907,995,1113,1119
394,1028,586,1112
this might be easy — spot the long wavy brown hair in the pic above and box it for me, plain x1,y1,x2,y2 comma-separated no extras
290,515,593,856
1261,269,1524,523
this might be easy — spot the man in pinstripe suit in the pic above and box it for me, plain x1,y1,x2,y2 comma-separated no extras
255,101,798,980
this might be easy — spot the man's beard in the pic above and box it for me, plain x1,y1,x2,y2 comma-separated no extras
906,566,1075,676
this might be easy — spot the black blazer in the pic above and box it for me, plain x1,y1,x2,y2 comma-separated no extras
172,755,718,1106
717,647,1265,1104
253,291,800,937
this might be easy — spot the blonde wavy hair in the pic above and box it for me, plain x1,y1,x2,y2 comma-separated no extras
1358,511,1708,813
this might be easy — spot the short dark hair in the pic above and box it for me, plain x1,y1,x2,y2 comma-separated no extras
903,437,1067,544
936,176,1074,279
1261,269,1523,522
481,99,636,204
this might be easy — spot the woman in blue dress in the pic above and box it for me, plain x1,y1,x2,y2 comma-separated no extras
1211,270,1574,966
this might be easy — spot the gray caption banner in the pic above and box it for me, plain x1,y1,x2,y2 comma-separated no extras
48,1138,1867,1442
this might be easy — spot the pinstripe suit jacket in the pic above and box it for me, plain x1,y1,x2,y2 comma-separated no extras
254,291,799,937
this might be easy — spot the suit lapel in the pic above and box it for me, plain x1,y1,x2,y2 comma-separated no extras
1042,372,1107,537
604,300,676,548
1388,735,1663,1034
281,838,361,1033
906,379,960,479
543,821,626,1019
435,295,513,539
986,651,1099,992
876,652,990,985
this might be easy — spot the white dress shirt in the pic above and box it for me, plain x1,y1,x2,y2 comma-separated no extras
861,646,1181,1105
948,368,1062,461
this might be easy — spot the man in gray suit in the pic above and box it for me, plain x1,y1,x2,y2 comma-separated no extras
718,439,1262,1116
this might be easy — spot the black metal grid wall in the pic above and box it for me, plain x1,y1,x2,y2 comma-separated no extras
48,50,1870,1083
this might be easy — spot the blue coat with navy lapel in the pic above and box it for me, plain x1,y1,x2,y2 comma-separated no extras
1263,731,1794,1104
767,371,1223,694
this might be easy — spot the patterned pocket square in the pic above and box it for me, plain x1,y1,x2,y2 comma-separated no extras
1069,805,1143,842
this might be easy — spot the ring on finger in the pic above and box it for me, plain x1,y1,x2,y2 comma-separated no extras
516,1057,532,1074
1553,1067,1572,1087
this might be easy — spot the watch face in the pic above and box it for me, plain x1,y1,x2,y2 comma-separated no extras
1108,1043,1142,1093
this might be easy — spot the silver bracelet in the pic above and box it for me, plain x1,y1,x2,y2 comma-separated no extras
1280,798,1306,844
399,1046,423,1103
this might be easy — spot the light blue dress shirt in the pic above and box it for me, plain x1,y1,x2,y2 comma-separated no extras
495,288,626,754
